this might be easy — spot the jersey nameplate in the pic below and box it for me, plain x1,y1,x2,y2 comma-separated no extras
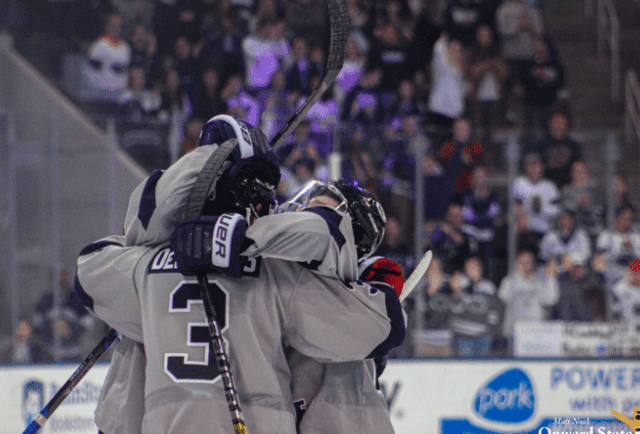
149,247,262,277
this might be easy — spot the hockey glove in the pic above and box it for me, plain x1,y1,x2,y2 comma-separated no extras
358,256,404,297
170,214,248,277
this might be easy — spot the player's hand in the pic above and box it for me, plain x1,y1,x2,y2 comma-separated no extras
358,256,404,297
170,214,248,277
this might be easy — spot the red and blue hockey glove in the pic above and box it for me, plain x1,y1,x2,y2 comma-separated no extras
358,256,404,297
170,214,248,277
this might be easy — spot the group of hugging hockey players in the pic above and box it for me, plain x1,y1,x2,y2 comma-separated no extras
73,114,408,434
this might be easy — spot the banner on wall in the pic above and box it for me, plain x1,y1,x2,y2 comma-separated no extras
514,321,640,358
0,363,109,434
382,359,640,434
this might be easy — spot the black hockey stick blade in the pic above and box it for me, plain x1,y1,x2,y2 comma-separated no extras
22,328,119,434
270,0,348,152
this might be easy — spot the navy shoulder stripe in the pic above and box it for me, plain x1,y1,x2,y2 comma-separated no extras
138,169,164,230
366,283,406,359
304,207,346,250
74,271,94,312
79,240,123,257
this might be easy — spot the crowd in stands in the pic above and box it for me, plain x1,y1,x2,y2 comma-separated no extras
1,0,639,360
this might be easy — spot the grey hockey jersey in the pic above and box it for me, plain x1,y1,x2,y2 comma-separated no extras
76,144,404,434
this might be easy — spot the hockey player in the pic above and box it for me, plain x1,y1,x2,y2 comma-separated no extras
76,116,404,434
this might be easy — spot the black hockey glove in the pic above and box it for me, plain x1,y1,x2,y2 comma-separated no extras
170,214,248,277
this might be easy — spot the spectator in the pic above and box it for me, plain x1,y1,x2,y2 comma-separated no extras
0,318,52,364
335,33,368,107
190,67,227,121
426,35,470,131
467,24,507,144
152,0,199,59
119,65,162,119
561,159,603,239
341,127,386,201
610,265,640,322
495,0,544,124
128,23,162,86
539,208,592,270
442,0,483,48
249,0,285,34
164,35,200,96
241,18,292,93
178,115,205,157
520,37,566,143
612,172,635,211
295,74,340,157
410,0,441,71
385,78,425,134
285,36,320,98
369,21,413,96
112,0,155,38
341,68,385,127
258,69,296,141
430,202,477,275
498,248,560,348
534,110,582,189
285,0,328,46
84,12,132,100
594,205,640,286
461,166,501,281
32,269,94,362
220,74,261,127
512,152,561,245
198,7,246,86
376,215,416,278
448,255,502,358
157,67,193,125
553,254,606,321
435,117,486,201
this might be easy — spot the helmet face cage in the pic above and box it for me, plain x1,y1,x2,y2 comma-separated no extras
280,180,386,258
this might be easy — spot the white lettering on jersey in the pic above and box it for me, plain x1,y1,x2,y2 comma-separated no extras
212,214,243,268
150,248,178,272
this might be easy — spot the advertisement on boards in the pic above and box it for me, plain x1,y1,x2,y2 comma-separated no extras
0,363,108,434
382,359,640,434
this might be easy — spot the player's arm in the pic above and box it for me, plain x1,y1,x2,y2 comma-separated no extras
284,259,406,363
74,235,144,342
170,208,359,281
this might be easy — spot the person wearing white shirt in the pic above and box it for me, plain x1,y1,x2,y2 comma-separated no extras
539,208,592,270
512,152,561,238
241,19,292,92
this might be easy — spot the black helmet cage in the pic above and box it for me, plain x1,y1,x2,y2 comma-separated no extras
332,180,387,259
282,180,387,259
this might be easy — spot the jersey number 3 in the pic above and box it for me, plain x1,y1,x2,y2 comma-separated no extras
165,281,229,383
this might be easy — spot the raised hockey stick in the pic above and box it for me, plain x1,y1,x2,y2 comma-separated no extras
270,0,348,152
399,250,433,302
21,328,119,434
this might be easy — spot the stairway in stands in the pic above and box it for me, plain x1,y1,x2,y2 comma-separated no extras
541,0,640,200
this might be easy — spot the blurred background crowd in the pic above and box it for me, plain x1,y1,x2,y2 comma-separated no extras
0,0,639,363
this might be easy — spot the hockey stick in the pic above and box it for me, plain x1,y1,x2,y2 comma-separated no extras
399,250,433,302
182,139,248,434
270,0,348,152
21,328,119,434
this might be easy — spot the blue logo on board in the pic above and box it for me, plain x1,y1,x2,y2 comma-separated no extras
474,368,535,423
22,380,43,427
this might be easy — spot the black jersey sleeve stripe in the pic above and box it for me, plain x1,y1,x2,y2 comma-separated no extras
303,207,346,250
79,240,123,257
365,282,406,359
74,271,95,312
138,169,164,230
